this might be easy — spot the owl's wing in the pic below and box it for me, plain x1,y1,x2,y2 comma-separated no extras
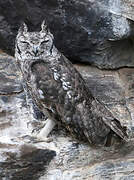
57,56,129,142
60,56,128,142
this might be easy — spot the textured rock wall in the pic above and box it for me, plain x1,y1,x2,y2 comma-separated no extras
0,0,134,69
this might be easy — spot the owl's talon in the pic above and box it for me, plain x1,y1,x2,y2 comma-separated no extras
31,135,53,143
31,119,49,134
37,136,53,143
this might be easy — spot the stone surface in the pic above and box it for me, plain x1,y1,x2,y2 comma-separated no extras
0,53,134,179
0,0,134,69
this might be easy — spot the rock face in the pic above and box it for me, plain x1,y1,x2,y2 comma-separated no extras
0,53,134,179
0,0,134,69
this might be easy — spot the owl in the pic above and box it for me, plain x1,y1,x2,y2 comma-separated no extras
15,21,128,146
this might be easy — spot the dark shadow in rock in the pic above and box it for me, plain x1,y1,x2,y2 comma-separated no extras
0,149,56,180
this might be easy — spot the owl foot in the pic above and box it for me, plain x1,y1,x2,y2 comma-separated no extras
31,120,48,134
31,118,56,143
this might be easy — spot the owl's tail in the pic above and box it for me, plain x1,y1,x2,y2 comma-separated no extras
106,118,129,142
97,98,129,142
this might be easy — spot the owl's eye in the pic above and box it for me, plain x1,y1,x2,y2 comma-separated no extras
21,41,29,46
21,41,29,44
41,40,49,44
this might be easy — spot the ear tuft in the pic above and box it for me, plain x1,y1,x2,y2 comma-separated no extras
41,20,48,33
18,22,28,34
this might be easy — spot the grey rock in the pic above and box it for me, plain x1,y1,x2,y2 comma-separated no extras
0,53,23,95
45,142,134,180
0,0,134,69
0,146,56,180
0,53,134,179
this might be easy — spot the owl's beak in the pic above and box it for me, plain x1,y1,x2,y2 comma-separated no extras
33,46,39,56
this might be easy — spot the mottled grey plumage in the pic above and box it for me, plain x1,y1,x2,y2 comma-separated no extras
15,21,128,145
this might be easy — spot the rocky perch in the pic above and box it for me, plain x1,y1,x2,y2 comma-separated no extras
0,52,134,179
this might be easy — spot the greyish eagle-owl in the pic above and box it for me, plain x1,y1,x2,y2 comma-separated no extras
15,21,128,146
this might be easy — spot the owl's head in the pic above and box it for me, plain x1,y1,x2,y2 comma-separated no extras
15,21,54,61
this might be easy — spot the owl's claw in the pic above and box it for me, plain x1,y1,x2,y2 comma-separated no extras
31,119,49,134
37,135,53,143
31,135,53,143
